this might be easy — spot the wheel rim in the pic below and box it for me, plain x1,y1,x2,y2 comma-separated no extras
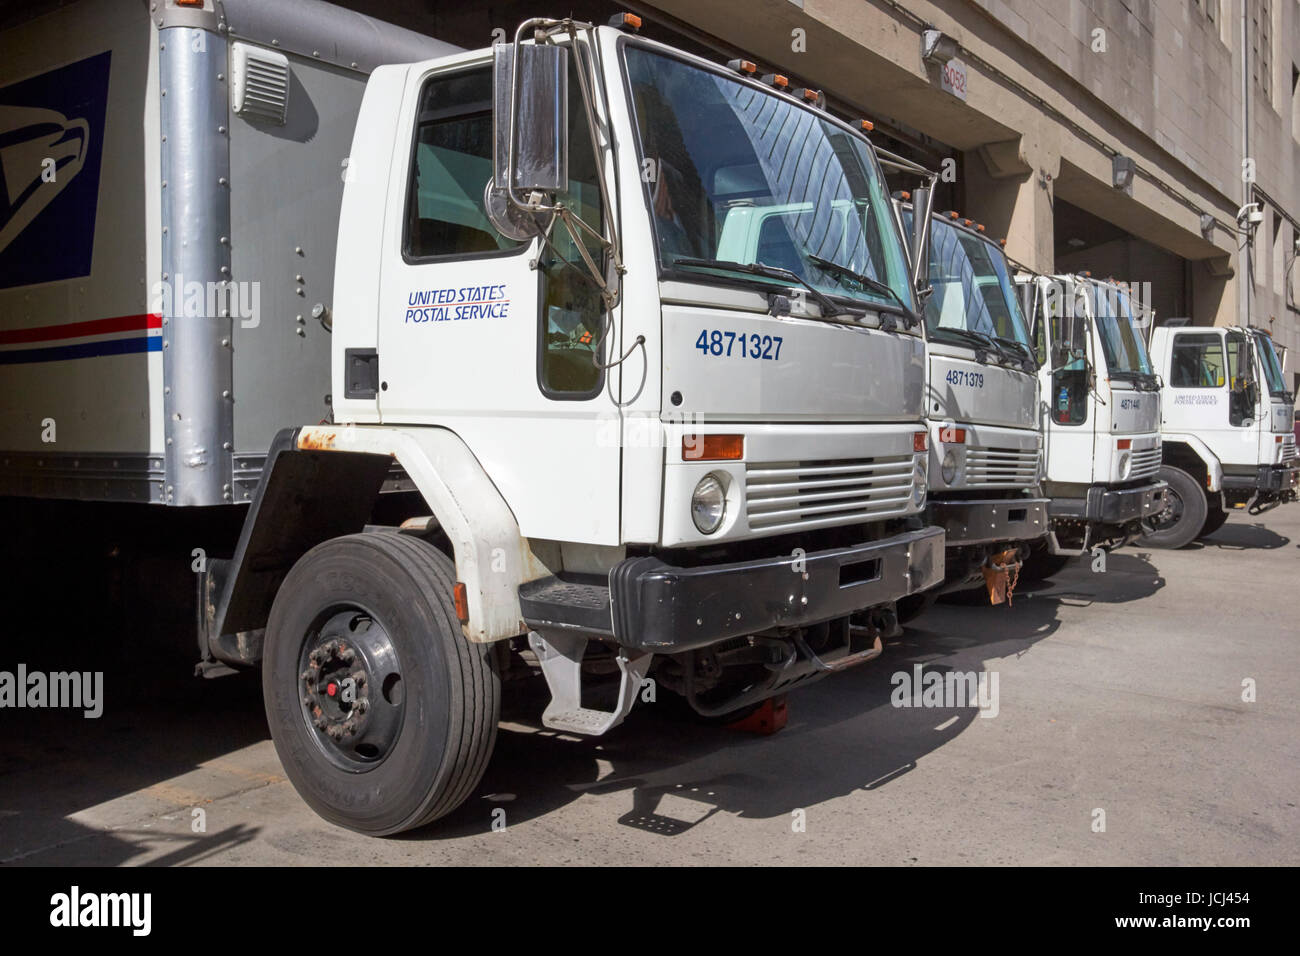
1150,487,1185,532
297,608,406,771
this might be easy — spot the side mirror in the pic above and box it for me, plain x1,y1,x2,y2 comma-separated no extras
909,185,932,292
493,41,568,197
1059,283,1088,358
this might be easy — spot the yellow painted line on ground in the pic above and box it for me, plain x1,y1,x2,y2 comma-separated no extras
201,759,286,785
142,782,213,808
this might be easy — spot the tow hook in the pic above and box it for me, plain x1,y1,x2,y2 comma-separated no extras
981,547,1022,605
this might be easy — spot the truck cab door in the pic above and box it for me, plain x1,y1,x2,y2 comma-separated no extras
374,57,622,545
1035,279,1094,483
1163,330,1233,460
1226,331,1263,464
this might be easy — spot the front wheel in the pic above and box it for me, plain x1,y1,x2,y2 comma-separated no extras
263,532,499,835
1139,465,1208,550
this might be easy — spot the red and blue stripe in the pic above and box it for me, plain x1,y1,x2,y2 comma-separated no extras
0,313,162,365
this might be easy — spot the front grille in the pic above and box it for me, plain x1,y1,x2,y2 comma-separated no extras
1129,445,1162,480
1282,435,1297,464
964,445,1038,487
745,456,914,534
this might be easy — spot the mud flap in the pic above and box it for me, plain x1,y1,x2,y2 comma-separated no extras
981,548,1022,606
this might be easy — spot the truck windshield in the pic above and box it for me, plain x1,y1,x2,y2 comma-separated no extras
624,46,914,314
906,212,1032,349
1091,283,1152,376
1254,333,1289,398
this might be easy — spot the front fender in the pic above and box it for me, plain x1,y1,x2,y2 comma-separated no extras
296,424,548,642
1162,433,1223,492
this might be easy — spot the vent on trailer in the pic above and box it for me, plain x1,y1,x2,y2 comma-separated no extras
231,43,290,125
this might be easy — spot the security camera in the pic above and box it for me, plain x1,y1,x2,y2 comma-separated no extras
1236,202,1264,226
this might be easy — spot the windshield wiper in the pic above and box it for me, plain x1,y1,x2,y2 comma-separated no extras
992,335,1038,372
671,257,866,323
805,254,915,326
929,326,1005,364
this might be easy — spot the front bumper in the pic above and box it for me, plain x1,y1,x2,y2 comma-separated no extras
1222,464,1300,495
1048,480,1168,525
929,496,1050,546
608,526,945,653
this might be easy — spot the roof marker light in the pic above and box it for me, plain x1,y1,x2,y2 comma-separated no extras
609,12,642,31
727,59,758,75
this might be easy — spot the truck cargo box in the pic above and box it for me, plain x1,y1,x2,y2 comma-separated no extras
0,0,455,505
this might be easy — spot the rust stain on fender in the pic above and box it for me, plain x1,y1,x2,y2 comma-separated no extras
297,429,340,451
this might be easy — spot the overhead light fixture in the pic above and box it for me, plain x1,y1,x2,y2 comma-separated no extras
1200,213,1216,240
1067,237,1086,248
1112,154,1135,194
921,29,959,64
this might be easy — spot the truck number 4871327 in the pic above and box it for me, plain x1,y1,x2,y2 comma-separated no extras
696,329,783,360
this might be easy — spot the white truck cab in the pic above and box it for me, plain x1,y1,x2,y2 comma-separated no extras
895,206,1048,605
199,16,946,832
1016,273,1167,571
1145,323,1298,546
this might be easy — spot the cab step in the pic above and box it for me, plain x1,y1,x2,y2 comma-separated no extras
518,575,614,637
527,631,651,736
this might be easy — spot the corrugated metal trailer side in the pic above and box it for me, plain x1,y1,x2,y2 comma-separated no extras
0,0,456,506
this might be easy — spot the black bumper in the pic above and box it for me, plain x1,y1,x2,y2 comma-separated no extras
606,526,945,653
1048,480,1168,525
929,496,1050,546
1222,464,1300,494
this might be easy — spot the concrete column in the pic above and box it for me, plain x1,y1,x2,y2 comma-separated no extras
961,134,1059,274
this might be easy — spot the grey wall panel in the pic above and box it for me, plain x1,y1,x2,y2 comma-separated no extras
228,53,368,472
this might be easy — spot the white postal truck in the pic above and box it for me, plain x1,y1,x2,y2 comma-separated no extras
1143,322,1297,547
898,206,1048,606
1,1,945,833
1015,273,1168,578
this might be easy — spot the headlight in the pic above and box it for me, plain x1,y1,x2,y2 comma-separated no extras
940,450,958,485
691,474,726,534
1118,451,1131,480
912,459,927,505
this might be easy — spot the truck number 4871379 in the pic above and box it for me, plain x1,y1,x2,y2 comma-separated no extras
696,329,783,360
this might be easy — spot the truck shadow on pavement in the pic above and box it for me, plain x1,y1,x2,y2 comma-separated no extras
420,551,1166,841
0,673,270,866
1191,520,1289,551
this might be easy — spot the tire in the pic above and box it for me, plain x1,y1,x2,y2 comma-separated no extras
262,532,499,835
1139,465,1208,550
1199,506,1228,538
1019,546,1073,583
